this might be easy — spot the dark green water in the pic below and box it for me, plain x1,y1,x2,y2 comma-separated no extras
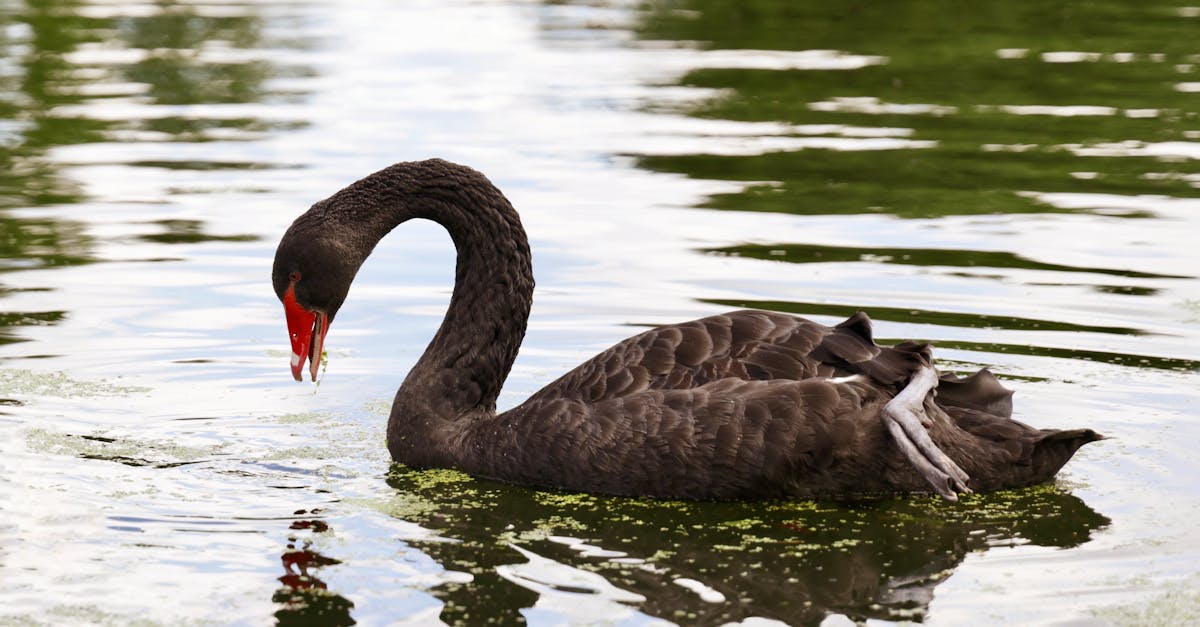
2,1,1198,625
637,0,1200,218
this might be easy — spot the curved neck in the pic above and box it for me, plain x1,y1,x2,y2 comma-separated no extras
316,160,533,458
406,189,533,418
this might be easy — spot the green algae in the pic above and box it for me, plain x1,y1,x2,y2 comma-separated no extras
377,459,1109,625
0,369,150,398
0,605,197,627
532,490,601,509
408,467,475,489
274,412,327,425
263,408,386,470
1097,578,1200,626
24,428,220,468
349,493,444,521
361,398,392,416
531,515,590,535
261,445,347,463
719,517,764,530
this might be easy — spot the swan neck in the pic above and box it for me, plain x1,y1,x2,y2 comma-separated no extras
302,160,532,464
409,193,533,415
345,162,532,462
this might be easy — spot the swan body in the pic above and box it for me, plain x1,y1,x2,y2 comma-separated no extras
272,159,1101,501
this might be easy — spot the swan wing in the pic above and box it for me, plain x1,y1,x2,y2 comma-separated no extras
487,376,902,499
523,310,928,405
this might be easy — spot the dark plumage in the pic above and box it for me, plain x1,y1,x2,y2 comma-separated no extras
272,159,1102,501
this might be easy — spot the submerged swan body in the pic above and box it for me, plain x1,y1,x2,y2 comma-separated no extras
272,159,1101,501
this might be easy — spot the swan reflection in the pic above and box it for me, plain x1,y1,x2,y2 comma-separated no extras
382,467,1108,625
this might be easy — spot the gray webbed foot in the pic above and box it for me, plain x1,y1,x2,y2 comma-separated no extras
882,366,971,501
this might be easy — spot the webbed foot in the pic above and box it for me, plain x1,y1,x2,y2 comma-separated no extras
882,366,971,501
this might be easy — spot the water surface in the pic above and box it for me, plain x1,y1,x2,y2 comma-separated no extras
2,0,1199,624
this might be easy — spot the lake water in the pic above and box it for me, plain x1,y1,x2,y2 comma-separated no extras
2,0,1199,625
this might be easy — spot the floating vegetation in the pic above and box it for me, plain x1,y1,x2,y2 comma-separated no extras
532,490,601,509
361,398,392,416
24,428,219,468
0,369,150,399
274,412,328,425
407,467,475,490
377,464,1109,625
349,493,444,522
1096,577,1200,626
0,604,181,627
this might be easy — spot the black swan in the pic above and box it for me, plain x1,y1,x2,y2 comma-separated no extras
272,159,1101,501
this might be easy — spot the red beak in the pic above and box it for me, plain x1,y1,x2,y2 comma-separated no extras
283,284,328,382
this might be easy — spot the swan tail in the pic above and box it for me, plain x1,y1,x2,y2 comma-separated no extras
1030,428,1105,484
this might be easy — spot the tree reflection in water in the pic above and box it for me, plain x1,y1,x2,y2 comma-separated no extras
0,0,305,347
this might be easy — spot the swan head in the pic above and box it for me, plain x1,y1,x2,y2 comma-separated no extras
272,223,359,382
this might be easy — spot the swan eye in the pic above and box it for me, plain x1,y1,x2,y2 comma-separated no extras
289,271,302,282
